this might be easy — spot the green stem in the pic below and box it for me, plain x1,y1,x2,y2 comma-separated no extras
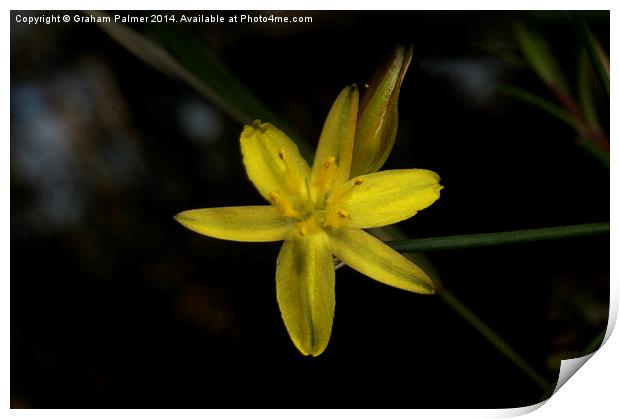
568,12,610,96
389,222,609,253
439,287,551,391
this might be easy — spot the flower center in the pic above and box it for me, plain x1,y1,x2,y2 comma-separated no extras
322,177,363,229
269,150,365,236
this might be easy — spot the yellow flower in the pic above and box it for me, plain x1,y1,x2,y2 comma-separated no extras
175,84,442,356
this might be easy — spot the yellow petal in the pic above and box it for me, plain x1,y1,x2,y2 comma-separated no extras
175,206,293,242
336,169,442,229
276,233,335,356
240,120,311,204
312,85,359,187
328,228,434,294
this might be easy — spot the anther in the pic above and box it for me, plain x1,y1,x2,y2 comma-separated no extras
270,191,299,218
337,209,349,218
269,192,282,204
314,156,338,192
299,226,307,236
323,156,336,169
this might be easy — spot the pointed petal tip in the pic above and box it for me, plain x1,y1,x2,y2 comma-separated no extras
294,342,327,357
294,345,310,356
174,211,196,230
344,84,360,103
345,83,359,94
410,266,436,295
241,119,264,135
288,331,329,357
421,278,436,295
174,210,195,225
309,348,326,357
398,272,435,295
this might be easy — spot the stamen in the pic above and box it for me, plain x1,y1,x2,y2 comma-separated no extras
324,156,336,169
296,218,319,237
269,191,299,218
324,207,349,230
269,191,282,204
327,177,363,207
275,148,307,201
314,155,338,194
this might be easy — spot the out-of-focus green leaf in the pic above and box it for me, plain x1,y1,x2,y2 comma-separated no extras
497,84,580,130
92,11,312,158
577,50,600,129
576,136,610,167
568,12,610,96
350,45,412,177
514,22,571,96
499,84,609,166
595,42,610,81
146,25,282,125
470,41,527,68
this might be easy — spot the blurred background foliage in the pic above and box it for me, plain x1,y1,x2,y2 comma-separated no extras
11,10,608,408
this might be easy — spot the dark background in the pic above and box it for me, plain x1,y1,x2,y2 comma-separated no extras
11,10,609,408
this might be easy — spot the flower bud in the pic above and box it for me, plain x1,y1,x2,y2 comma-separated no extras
350,45,413,177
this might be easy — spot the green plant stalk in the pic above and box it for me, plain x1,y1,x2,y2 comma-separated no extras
568,12,610,96
439,287,551,391
389,222,609,253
